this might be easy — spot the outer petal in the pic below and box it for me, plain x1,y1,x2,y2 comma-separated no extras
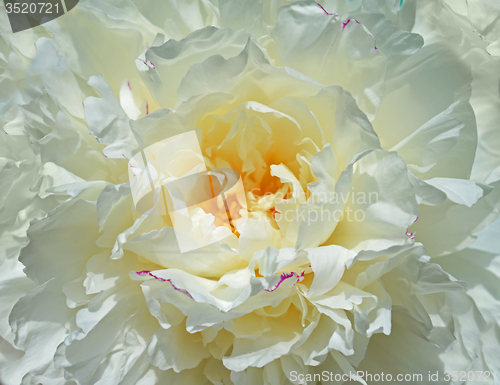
372,44,475,180
273,0,387,118
412,180,500,257
142,27,250,109
466,0,500,56
43,0,161,94
84,75,142,159
177,39,322,106
147,322,211,372
327,150,419,252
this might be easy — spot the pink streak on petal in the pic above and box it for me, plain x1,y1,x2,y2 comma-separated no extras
406,216,418,238
341,18,378,49
264,268,308,292
139,59,156,70
136,271,194,299
317,3,333,15
137,270,155,276
265,272,297,292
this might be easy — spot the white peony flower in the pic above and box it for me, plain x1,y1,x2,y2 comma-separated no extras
0,0,499,384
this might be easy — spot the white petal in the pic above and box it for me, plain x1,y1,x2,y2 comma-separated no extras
307,245,357,298
147,323,211,372
83,75,142,159
412,180,500,257
143,27,250,108
423,177,484,207
273,1,387,118
326,150,418,252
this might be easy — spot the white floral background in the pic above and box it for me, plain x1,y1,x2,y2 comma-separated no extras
0,0,499,384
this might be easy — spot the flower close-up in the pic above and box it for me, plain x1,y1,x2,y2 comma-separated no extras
1,0,499,384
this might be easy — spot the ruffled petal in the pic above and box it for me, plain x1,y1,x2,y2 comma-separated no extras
273,0,387,118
